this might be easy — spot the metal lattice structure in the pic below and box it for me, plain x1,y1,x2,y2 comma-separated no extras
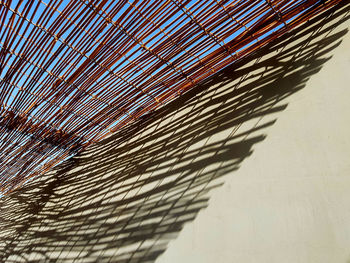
0,0,344,194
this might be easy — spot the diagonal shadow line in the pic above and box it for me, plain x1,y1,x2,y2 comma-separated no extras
0,3,349,263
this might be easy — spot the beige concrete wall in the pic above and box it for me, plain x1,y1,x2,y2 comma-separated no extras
157,6,350,263
0,4,349,263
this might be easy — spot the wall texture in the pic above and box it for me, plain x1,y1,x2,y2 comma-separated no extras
157,5,350,263
0,4,349,263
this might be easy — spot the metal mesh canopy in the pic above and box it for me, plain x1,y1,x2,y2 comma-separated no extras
0,0,343,194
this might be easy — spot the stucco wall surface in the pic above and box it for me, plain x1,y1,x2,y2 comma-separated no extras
157,6,350,263
0,4,349,263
